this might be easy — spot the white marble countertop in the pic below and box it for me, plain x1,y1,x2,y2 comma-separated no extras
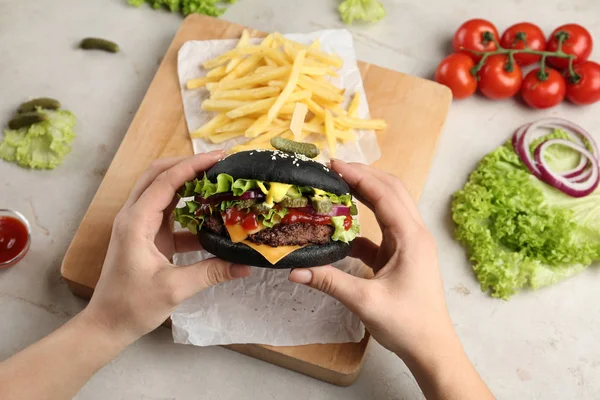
1,0,600,398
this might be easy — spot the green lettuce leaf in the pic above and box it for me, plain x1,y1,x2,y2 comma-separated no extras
331,216,360,243
452,134,600,300
127,0,234,17
0,108,76,169
262,207,289,228
174,206,203,234
338,0,386,25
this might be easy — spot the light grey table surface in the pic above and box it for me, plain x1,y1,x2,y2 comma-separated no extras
1,0,600,399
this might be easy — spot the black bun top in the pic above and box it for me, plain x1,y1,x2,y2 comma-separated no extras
207,150,350,195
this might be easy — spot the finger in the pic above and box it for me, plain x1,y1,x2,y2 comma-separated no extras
353,164,423,225
173,259,251,300
174,231,203,253
350,237,380,268
288,265,366,312
134,150,225,216
124,157,186,208
332,160,418,233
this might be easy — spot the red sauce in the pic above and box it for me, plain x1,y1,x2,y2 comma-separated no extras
0,216,29,267
343,215,352,230
241,213,259,231
282,210,353,231
224,207,248,225
224,208,259,231
281,209,332,226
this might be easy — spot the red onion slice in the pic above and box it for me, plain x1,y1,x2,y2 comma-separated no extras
514,118,599,179
533,139,599,198
292,205,351,216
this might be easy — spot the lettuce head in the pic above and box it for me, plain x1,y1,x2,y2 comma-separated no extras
338,0,386,24
0,108,76,169
452,130,600,299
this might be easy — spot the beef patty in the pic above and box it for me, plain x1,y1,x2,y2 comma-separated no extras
202,214,333,247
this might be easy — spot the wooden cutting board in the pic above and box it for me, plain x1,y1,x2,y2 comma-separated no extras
61,14,451,386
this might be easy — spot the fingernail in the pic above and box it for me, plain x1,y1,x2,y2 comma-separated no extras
331,158,345,164
208,149,226,156
288,268,312,284
229,264,251,278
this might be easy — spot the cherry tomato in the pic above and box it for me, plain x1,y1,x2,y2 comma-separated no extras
500,22,546,66
434,53,477,99
452,19,499,62
566,61,600,105
546,24,593,69
521,68,566,109
477,55,523,100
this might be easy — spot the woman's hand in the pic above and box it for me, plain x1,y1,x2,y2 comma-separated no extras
289,159,452,357
84,151,251,345
289,160,493,399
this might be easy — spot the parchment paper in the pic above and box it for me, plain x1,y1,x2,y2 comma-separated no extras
172,30,375,346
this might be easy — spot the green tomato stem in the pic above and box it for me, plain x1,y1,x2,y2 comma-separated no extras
467,30,577,79
538,55,549,81
567,57,582,84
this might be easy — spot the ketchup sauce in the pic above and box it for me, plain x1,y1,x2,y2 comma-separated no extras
0,215,30,268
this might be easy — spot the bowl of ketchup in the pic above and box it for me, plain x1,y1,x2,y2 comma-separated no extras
0,209,31,269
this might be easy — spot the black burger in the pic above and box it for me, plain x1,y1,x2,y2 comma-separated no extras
174,149,360,268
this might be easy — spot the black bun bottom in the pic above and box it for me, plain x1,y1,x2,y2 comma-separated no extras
198,230,352,269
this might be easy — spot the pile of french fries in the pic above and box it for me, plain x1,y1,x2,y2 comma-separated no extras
186,30,387,156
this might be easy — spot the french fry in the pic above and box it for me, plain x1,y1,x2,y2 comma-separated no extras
278,103,297,115
206,65,228,79
186,77,213,90
309,39,320,50
331,105,348,116
264,57,278,67
220,54,263,83
230,141,274,153
218,67,289,91
251,127,290,144
203,45,270,69
244,90,311,135
303,98,325,119
267,50,306,122
305,120,355,142
274,34,343,68
211,86,280,100
225,29,250,73
226,97,276,119
336,115,388,130
290,102,309,138
201,99,250,113
207,131,245,144
348,93,361,117
217,118,255,133
305,74,344,94
297,75,345,102
190,114,231,138
300,66,330,76
268,80,286,89
324,110,337,157
244,114,269,137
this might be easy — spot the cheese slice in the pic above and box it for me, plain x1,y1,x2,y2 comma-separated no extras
224,222,265,243
265,182,293,207
241,240,306,264
290,102,308,138
224,223,249,243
